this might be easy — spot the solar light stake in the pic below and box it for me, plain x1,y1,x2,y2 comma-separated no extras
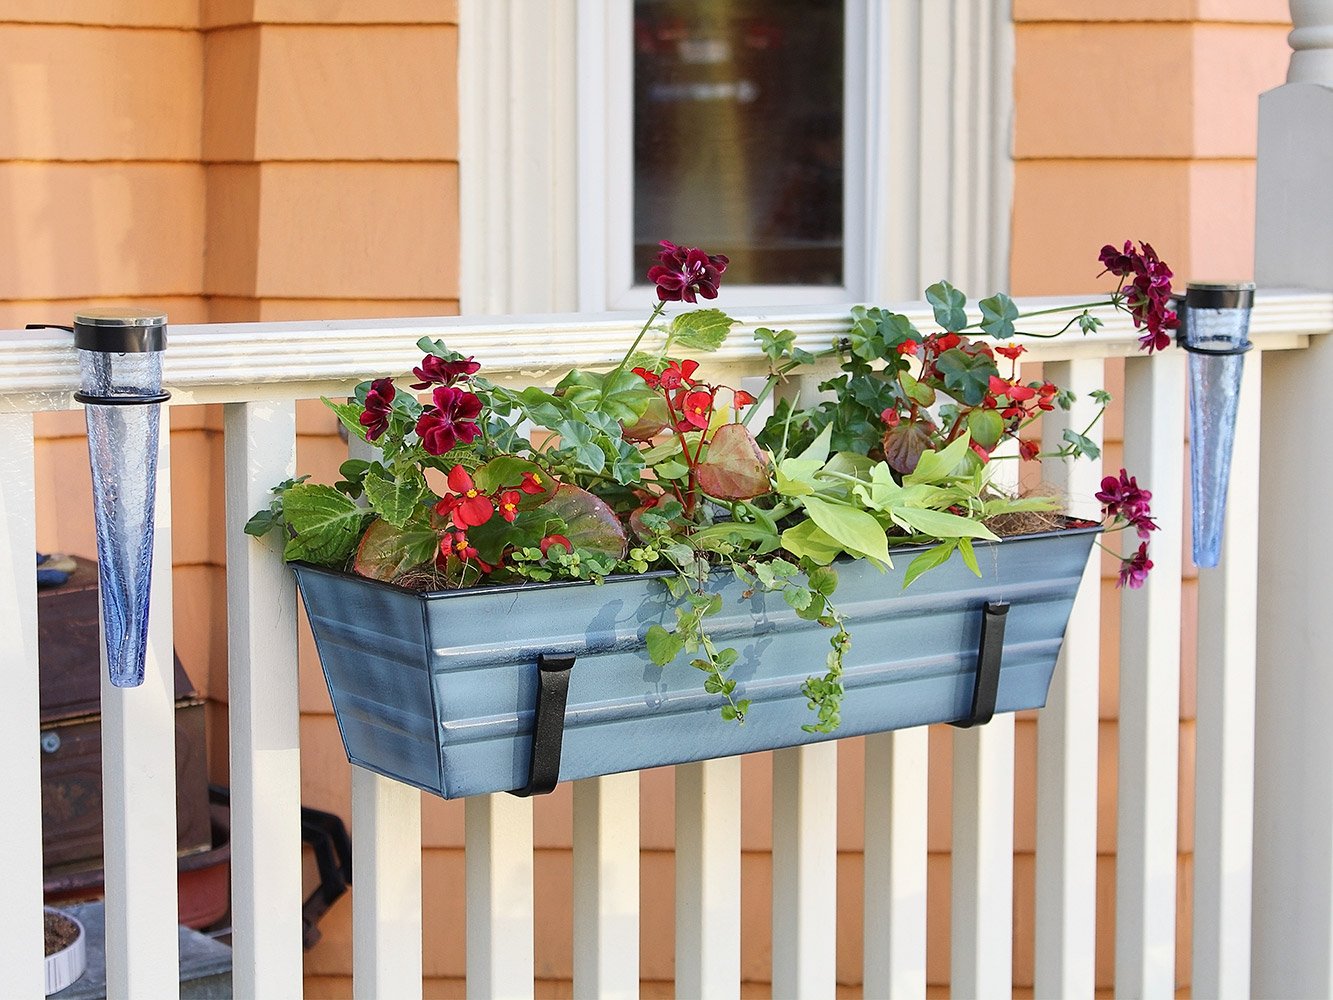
74,309,169,688
1177,283,1254,569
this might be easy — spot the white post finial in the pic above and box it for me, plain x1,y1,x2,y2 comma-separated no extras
1288,1,1333,84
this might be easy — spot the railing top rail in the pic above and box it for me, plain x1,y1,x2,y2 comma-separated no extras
2,289,1329,412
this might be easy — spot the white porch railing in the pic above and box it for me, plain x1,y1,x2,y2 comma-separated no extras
1,287,1332,998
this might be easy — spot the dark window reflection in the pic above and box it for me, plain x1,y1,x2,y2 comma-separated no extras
633,0,845,287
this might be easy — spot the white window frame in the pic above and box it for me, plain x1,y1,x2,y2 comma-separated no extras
459,0,1013,317
576,0,870,311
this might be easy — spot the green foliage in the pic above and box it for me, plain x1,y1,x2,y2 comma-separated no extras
279,484,370,566
925,280,968,331
979,293,1020,340
669,308,737,352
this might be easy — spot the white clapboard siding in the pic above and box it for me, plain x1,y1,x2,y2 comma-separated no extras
772,742,839,998
466,792,536,998
353,767,424,1000
224,400,304,998
675,757,742,1000
0,415,44,998
100,406,181,999
863,727,929,999
573,773,641,999
1115,349,1186,998
1033,358,1104,996
1192,350,1262,999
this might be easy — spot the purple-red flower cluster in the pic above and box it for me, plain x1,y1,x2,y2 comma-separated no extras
1098,240,1178,353
359,378,396,441
415,385,483,456
647,241,729,303
1096,468,1158,589
411,354,479,390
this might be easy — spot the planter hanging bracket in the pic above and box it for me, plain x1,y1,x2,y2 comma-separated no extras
951,601,1010,729
509,653,575,797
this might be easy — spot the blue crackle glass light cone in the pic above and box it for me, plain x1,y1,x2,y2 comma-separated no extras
80,350,162,688
1180,284,1254,569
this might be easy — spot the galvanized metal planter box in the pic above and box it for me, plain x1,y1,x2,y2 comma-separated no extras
293,523,1098,800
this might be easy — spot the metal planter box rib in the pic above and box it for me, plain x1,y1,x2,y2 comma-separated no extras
294,523,1098,800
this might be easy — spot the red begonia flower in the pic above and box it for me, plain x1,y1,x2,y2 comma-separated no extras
733,389,756,408
679,389,714,429
497,490,521,523
443,464,494,528
519,470,546,495
657,359,700,390
996,344,1025,361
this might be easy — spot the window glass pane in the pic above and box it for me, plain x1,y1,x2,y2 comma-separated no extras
633,0,845,287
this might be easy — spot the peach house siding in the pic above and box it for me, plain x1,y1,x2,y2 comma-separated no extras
0,1,1290,995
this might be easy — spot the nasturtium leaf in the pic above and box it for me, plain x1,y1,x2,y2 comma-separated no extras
281,484,369,566
697,423,771,500
882,422,934,475
978,293,1020,340
363,465,428,528
902,541,959,589
800,495,893,567
967,408,1005,450
669,308,738,352
352,517,439,581
541,484,628,560
934,348,998,406
925,280,968,332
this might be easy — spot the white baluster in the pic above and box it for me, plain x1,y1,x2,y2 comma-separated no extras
224,400,304,997
101,405,180,999
862,727,928,999
771,742,838,998
353,767,423,1000
573,773,640,999
951,717,1015,999
466,793,535,998
1287,0,1333,83
0,415,44,997
1192,351,1262,999
1115,350,1185,999
675,758,742,1000
1033,359,1103,996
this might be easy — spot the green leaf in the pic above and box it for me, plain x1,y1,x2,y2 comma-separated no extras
669,308,737,352
363,465,427,528
899,371,935,407
902,541,958,589
794,422,834,465
807,565,839,596
905,434,973,485
934,348,998,406
1061,427,1101,460
473,456,549,503
967,408,1005,450
800,495,892,566
323,397,370,444
244,509,276,537
555,369,653,424
553,419,607,474
281,484,368,566
783,586,814,611
541,484,628,560
780,519,846,565
847,308,884,360
891,506,999,541
925,280,968,332
351,517,439,581
754,326,797,362
958,537,982,577
512,386,566,426
978,293,1020,340
646,624,685,666
1077,312,1103,335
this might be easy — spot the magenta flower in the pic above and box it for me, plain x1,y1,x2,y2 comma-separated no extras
415,385,482,456
1098,241,1178,353
647,241,729,302
359,378,396,440
1096,468,1158,538
410,354,480,390
1118,542,1154,589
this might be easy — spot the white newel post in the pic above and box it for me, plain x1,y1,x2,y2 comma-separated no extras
1252,4,1333,996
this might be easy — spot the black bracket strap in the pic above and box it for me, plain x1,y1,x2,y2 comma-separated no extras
509,653,575,797
951,601,1010,729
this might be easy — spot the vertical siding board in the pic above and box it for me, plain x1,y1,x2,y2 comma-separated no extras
1115,350,1186,998
224,399,304,996
0,415,44,997
1033,359,1103,996
100,406,181,999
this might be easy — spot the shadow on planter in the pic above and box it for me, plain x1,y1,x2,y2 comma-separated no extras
294,521,1099,800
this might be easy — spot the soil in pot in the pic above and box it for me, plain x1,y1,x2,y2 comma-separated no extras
44,910,78,956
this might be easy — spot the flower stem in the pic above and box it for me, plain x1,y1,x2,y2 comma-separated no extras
612,299,667,377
